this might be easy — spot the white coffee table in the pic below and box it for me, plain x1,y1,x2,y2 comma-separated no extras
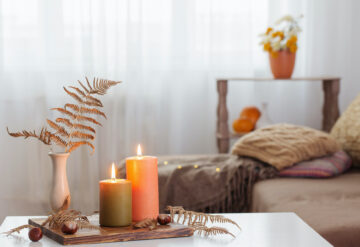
0,212,332,247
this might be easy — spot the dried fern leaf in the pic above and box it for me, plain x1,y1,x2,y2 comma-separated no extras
69,86,86,97
133,218,157,230
193,225,235,238
51,108,76,119
67,141,95,154
209,215,241,230
80,106,106,119
84,95,103,107
70,131,94,140
166,205,241,231
6,127,51,145
77,221,101,230
78,80,90,94
86,77,93,91
56,118,96,133
64,103,80,112
56,118,73,128
39,127,52,144
73,123,96,133
77,115,102,126
2,224,33,236
90,78,121,95
50,134,67,147
63,87,83,103
83,99,103,107
47,119,69,137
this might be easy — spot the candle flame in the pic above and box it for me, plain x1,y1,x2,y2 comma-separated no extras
111,163,116,180
137,144,142,156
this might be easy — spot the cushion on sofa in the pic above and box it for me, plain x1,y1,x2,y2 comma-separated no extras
231,123,340,170
331,93,360,167
251,171,360,247
279,150,352,178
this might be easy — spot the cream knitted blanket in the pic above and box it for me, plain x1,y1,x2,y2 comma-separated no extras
231,124,340,170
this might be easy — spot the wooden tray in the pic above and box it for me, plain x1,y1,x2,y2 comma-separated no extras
29,215,194,245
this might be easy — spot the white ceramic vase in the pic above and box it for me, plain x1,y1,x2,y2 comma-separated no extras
49,152,71,211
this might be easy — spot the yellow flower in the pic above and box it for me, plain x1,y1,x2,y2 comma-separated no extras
270,51,278,58
278,31,284,40
290,35,297,42
266,27,273,35
289,44,297,53
286,39,293,48
263,42,272,52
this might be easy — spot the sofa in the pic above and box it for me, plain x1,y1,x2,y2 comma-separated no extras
251,169,360,247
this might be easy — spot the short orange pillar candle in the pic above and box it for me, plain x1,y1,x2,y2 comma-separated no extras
126,144,159,221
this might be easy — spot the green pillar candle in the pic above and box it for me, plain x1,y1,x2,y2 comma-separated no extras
99,178,132,227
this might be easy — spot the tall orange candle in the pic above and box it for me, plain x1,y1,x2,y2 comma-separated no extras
126,144,159,221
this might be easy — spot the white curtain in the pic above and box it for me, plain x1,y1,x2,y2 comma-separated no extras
0,0,358,219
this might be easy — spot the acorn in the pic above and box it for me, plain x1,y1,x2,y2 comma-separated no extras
61,221,78,235
28,227,43,242
157,214,171,225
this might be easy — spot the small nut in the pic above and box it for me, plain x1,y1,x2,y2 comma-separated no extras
28,227,43,242
61,221,78,235
157,214,171,225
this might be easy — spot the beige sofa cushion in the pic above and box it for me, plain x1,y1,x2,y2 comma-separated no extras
331,94,360,166
231,123,340,170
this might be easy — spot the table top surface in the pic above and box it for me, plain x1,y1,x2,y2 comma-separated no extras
217,77,340,81
0,212,332,247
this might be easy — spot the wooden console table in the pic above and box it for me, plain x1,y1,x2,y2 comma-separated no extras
216,77,340,153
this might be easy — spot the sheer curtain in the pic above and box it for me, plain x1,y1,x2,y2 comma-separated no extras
0,0,358,219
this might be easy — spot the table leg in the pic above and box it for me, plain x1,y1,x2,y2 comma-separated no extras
322,79,340,132
217,80,229,153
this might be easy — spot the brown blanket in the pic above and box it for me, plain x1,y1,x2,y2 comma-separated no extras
119,154,277,213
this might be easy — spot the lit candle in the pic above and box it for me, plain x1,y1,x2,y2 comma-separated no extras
99,163,132,227
126,144,159,221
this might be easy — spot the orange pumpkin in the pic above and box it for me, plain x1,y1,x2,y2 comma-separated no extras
232,118,255,133
240,106,261,124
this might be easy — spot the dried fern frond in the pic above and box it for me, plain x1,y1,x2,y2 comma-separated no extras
78,80,90,94
6,127,51,145
2,224,34,236
64,103,80,112
67,141,95,154
50,134,67,147
7,77,119,154
133,218,157,230
208,215,241,230
56,118,96,133
192,224,235,238
80,106,106,119
70,131,94,140
56,118,73,128
84,95,103,107
51,108,76,119
77,221,101,230
166,206,241,230
47,119,69,137
77,115,102,126
63,87,83,104
89,77,121,95
69,86,86,97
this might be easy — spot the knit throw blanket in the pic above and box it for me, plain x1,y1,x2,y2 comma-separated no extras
119,154,277,213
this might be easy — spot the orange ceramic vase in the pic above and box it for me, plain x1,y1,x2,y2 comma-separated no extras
269,50,296,79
